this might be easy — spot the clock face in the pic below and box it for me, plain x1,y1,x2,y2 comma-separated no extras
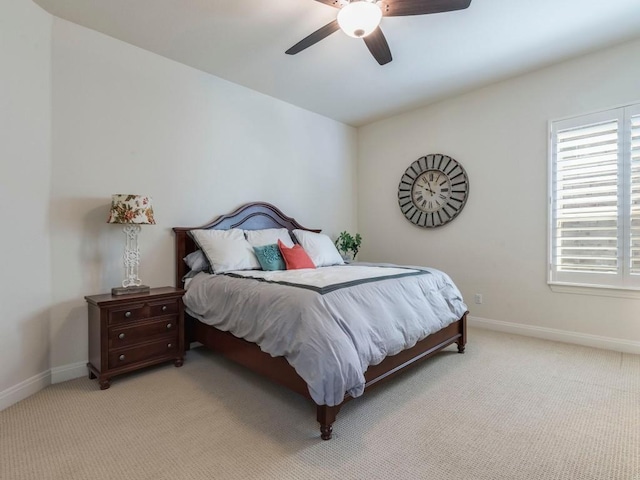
411,170,451,213
398,154,469,228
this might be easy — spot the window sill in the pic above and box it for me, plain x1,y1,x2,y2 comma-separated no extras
548,282,640,299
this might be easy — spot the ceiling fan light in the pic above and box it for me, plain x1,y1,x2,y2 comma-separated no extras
337,1,383,39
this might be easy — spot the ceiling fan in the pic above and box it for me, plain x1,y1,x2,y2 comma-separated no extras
286,0,472,66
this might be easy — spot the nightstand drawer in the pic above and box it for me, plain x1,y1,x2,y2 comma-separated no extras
149,299,179,317
108,303,149,325
108,318,178,348
108,339,179,369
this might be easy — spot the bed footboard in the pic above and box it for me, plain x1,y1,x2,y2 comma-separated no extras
187,308,467,440
316,313,467,439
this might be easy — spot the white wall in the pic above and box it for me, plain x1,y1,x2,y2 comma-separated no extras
358,38,640,350
49,19,358,373
0,0,53,405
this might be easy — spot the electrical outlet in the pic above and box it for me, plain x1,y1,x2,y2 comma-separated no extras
474,293,483,305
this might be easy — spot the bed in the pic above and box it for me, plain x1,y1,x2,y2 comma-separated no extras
173,202,468,440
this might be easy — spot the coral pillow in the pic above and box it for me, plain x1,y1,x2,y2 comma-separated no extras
278,239,316,270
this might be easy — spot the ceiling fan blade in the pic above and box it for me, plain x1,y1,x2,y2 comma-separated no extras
381,0,471,17
313,0,342,8
363,27,392,65
286,20,340,55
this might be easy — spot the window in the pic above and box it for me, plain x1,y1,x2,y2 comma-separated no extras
549,103,640,290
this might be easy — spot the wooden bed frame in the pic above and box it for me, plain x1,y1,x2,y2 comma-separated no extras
173,202,467,440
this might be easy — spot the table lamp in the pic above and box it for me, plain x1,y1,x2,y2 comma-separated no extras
107,194,155,295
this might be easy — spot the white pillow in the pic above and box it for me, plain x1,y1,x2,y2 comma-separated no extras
245,228,294,248
292,229,344,267
190,228,260,273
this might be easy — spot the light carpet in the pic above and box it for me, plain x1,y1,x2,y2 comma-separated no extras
1,328,639,480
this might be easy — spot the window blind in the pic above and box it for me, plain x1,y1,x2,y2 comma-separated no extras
629,113,640,275
550,103,640,289
553,119,619,274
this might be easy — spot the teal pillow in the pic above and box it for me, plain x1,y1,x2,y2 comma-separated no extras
253,244,286,271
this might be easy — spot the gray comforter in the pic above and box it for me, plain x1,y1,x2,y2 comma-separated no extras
183,263,467,406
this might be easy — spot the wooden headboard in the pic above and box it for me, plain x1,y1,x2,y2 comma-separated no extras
172,202,320,288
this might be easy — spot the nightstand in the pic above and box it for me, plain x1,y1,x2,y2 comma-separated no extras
85,286,186,390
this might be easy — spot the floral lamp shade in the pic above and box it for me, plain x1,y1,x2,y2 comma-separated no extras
107,194,155,225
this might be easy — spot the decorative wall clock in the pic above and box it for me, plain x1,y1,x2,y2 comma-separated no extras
397,154,469,228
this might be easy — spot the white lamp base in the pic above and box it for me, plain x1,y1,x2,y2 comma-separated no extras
111,285,150,296
114,224,148,296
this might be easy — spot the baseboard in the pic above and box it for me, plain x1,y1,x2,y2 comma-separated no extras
51,361,87,384
0,361,88,412
468,315,640,354
0,370,51,412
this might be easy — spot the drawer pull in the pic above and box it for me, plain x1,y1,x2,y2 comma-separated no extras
167,343,173,348
124,311,132,318
119,354,125,361
166,323,172,329
118,333,125,340
162,305,168,312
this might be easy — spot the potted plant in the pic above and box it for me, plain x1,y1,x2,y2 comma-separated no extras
335,231,362,261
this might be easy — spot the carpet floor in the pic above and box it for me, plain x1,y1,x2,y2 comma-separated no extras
1,328,638,480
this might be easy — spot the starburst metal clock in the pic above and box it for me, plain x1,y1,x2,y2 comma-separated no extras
397,154,469,228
